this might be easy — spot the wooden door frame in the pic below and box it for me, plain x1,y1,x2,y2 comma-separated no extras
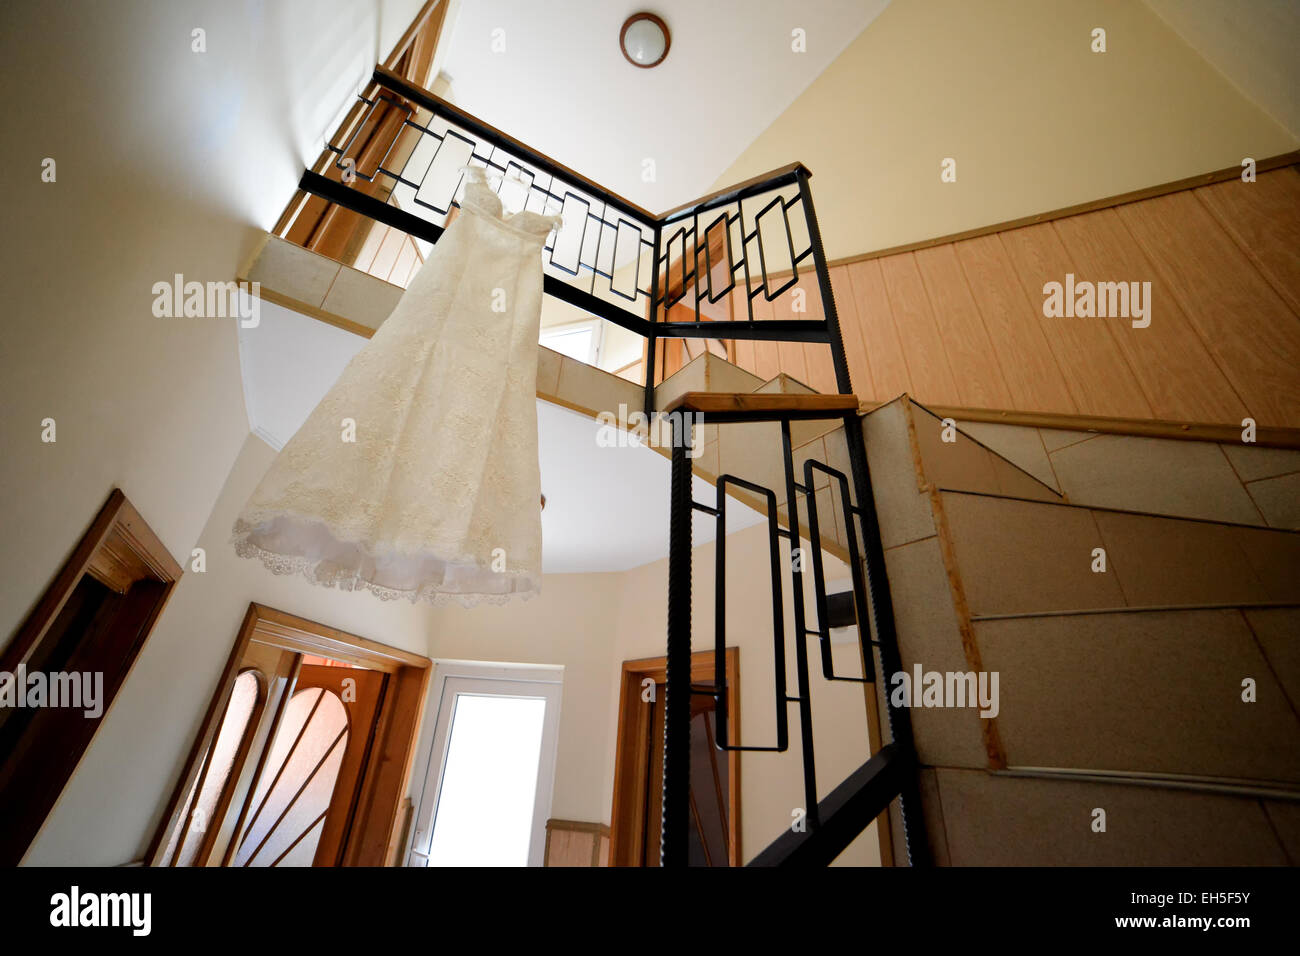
146,603,431,866
608,648,741,866
1,488,182,866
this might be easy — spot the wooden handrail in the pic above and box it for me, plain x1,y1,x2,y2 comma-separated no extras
665,390,858,422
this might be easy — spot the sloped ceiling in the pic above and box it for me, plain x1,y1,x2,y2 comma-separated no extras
437,0,891,211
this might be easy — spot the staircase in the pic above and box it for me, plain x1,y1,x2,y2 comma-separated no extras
260,60,1300,867
648,351,1300,865
863,395,1300,864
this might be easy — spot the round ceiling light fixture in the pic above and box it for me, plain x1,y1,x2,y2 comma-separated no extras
620,12,670,69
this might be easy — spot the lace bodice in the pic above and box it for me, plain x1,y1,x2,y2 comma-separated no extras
459,167,563,240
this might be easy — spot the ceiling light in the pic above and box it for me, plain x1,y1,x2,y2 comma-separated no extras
620,13,670,69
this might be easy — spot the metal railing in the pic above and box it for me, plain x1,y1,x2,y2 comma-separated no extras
293,67,842,413
292,64,928,866
663,397,928,867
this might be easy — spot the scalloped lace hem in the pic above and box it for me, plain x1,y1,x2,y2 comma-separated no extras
231,521,539,608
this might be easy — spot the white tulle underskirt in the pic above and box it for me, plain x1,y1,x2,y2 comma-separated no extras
231,515,539,608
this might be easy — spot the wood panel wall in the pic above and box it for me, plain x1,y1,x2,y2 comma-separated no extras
543,819,610,866
724,167,1300,428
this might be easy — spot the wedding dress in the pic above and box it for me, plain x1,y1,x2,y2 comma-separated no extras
232,166,561,604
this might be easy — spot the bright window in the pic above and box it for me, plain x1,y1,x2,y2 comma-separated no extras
539,321,600,364
408,665,562,867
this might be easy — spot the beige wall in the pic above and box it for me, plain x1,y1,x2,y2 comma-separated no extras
1145,0,1300,138
713,0,1299,259
22,434,442,865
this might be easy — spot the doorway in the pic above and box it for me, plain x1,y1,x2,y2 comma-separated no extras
406,662,563,867
608,648,741,866
148,604,431,866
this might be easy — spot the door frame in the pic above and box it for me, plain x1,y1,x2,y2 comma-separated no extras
405,660,563,867
1,488,182,865
608,648,741,866
146,603,431,866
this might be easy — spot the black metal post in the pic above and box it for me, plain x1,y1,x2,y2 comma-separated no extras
781,421,820,830
644,222,662,421
795,168,931,865
661,436,693,866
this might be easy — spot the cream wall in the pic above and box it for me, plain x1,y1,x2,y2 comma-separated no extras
23,432,630,864
423,573,627,826
712,0,1299,259
1145,0,1300,138
0,0,425,642
21,434,442,865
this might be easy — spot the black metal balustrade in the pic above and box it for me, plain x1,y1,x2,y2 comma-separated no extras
293,65,929,866
663,396,928,867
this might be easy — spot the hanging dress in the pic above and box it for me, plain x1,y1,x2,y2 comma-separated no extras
232,166,562,604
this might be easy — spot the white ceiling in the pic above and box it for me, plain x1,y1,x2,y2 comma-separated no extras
237,301,763,572
438,0,892,212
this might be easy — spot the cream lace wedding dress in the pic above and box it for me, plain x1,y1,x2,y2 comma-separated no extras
232,166,561,604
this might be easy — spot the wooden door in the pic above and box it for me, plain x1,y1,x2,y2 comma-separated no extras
609,649,742,866
229,664,385,867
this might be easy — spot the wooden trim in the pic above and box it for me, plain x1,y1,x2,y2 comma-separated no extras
1,489,181,865
383,0,447,72
666,391,858,417
608,648,742,866
658,161,809,222
145,603,266,866
546,818,611,835
146,603,432,867
926,486,1008,770
905,400,1300,450
343,663,432,865
218,652,303,867
544,819,611,867
1,490,180,671
274,1,452,246
827,151,1300,269
248,603,428,673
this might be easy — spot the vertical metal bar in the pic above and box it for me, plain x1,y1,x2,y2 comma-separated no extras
794,169,852,398
714,478,728,752
796,167,930,864
801,465,835,682
644,221,662,419
781,421,820,830
661,436,693,866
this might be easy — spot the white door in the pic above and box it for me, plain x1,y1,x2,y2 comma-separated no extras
407,663,562,867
